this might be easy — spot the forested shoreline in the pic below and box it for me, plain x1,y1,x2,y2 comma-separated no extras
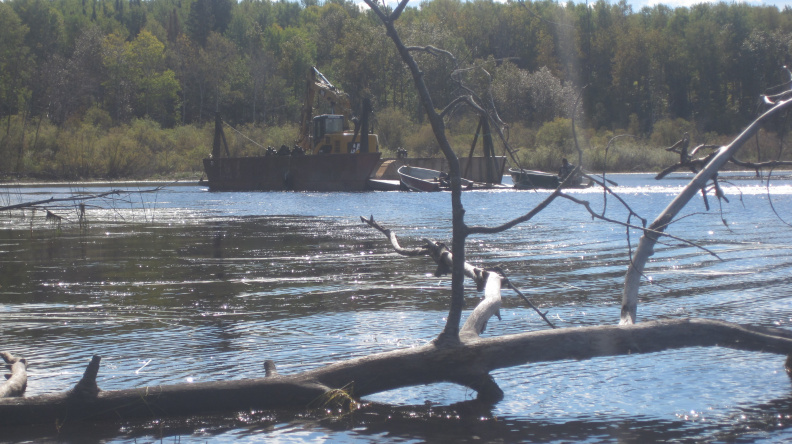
0,0,790,180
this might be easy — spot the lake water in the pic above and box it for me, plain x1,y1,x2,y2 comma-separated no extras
1,172,792,443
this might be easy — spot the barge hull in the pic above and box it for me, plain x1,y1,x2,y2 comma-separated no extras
203,152,382,191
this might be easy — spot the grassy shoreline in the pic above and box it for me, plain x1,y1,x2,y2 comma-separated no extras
2,115,789,183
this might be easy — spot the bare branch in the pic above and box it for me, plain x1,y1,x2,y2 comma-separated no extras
443,96,488,120
390,0,410,21
0,352,27,398
497,268,556,329
466,189,563,235
0,190,125,212
557,193,722,261
728,157,792,169
0,186,167,222
365,0,390,22
363,218,553,328
405,45,457,62
460,271,503,339
760,66,792,105
468,88,589,236
360,215,428,256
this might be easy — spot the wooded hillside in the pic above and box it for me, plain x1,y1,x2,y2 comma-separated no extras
1,0,790,178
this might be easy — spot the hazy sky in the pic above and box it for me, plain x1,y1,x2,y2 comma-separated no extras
370,0,792,11
367,0,790,17
624,0,790,9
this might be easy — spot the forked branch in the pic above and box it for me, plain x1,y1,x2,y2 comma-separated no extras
362,216,556,329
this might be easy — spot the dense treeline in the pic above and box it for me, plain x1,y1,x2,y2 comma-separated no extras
0,0,790,179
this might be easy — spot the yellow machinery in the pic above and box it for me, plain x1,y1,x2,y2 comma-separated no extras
295,67,379,155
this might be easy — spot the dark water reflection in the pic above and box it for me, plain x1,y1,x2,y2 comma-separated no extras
1,173,792,443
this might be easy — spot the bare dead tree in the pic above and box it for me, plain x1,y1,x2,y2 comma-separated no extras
623,95,792,324
362,0,588,343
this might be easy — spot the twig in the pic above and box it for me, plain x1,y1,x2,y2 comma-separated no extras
360,215,428,256
494,267,556,329
0,187,165,213
558,192,722,261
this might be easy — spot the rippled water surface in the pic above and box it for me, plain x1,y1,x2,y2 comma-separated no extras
2,173,792,443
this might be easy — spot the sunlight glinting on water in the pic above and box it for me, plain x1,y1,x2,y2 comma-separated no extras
2,175,792,442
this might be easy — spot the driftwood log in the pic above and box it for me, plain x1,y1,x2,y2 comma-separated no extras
3,233,792,427
3,320,792,427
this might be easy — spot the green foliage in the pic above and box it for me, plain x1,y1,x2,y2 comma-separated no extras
102,30,180,125
2,0,792,180
187,0,232,47
0,113,209,179
128,31,181,124
535,118,575,154
11,0,66,63
0,3,31,118
650,118,695,147
372,106,415,152
404,123,441,158
52,119,104,178
492,61,578,125
586,137,677,173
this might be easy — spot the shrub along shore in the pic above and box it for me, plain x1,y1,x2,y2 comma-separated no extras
2,112,788,182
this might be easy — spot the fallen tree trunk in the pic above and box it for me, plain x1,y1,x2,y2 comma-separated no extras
3,318,792,428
